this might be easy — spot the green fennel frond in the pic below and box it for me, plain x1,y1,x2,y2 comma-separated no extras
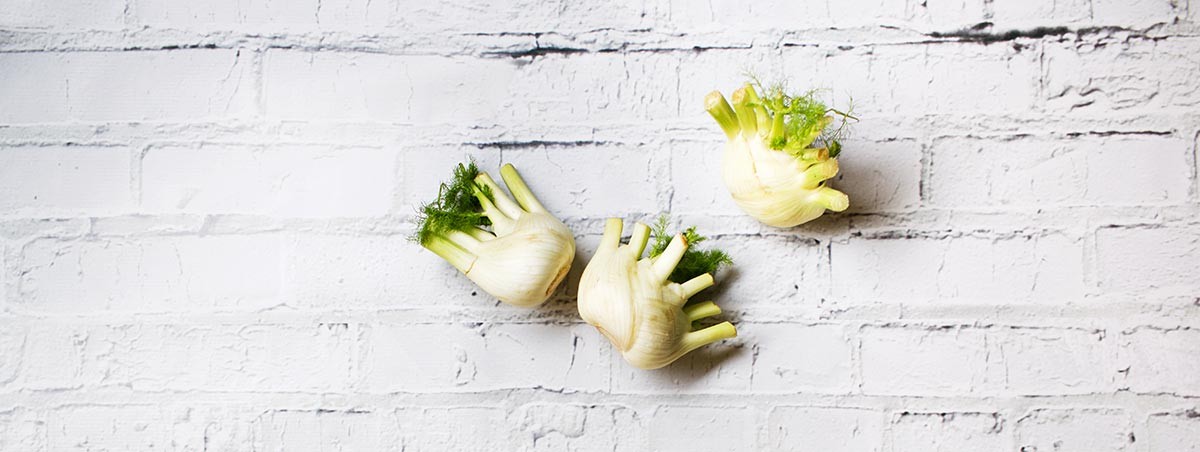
412,161,491,245
648,215,733,284
748,79,857,157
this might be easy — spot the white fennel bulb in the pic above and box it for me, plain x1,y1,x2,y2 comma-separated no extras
706,83,856,227
578,217,735,370
414,162,575,308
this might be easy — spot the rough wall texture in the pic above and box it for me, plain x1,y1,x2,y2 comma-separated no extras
1,0,1199,451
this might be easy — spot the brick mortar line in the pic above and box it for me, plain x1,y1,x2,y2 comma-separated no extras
0,310,1194,328
1,25,1197,53
0,117,1195,145
0,390,1195,408
0,213,1196,239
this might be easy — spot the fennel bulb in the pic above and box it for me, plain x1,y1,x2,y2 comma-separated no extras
414,162,575,308
706,83,856,227
578,217,735,369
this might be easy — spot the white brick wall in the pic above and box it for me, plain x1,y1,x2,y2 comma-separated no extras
1,1,1198,450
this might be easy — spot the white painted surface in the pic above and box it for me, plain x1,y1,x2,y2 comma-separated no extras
2,0,1199,450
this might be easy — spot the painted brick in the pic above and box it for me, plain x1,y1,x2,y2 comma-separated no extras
905,0,988,29
711,234,825,307
781,43,1040,116
412,0,651,33
0,50,253,124
889,412,1009,452
284,234,488,309
660,0,979,31
15,325,84,390
254,409,399,452
836,138,922,213
1015,408,1134,452
46,405,196,451
264,50,680,125
1045,38,1200,112
768,407,884,452
0,408,44,452
395,406,506,451
928,135,1192,208
141,0,601,31
0,323,20,387
134,0,650,33
67,323,356,392
1120,328,1200,395
47,406,163,450
0,146,133,217
832,233,1085,305
990,0,1091,28
39,405,252,451
649,406,753,451
0,52,68,123
674,48,784,118
0,243,5,311
185,406,256,452
362,323,608,392
749,323,855,393
17,236,282,313
0,0,124,29
1096,226,1200,294
862,326,1114,396
263,51,516,124
493,51,680,125
132,0,323,29
512,403,643,452
0,2,1197,451
861,326,989,396
1147,410,1200,452
659,0,833,32
994,327,1114,395
141,145,396,217
1091,0,1183,27
501,142,666,218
